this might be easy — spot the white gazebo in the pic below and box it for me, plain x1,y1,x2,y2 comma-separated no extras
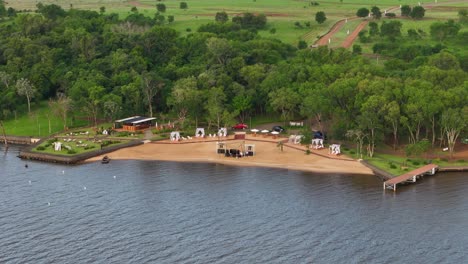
311,139,324,149
195,128,205,138
218,127,227,137
53,141,62,151
170,131,180,141
329,144,341,155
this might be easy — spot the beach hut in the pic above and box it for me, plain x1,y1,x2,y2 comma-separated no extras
114,116,156,131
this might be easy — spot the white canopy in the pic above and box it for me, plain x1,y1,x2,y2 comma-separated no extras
218,127,227,137
195,128,205,137
170,131,180,141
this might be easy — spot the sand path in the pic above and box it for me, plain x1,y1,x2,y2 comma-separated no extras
341,20,368,48
87,135,373,175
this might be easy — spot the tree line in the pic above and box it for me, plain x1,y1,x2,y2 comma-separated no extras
0,4,466,158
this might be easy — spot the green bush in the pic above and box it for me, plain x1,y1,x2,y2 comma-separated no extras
389,162,397,169
412,161,420,166
67,149,77,154
84,146,95,150
47,138,58,144
350,150,355,155
36,146,45,151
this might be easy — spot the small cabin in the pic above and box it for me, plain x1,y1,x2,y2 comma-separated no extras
114,116,156,131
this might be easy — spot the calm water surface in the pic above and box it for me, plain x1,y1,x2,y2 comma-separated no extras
1,145,467,263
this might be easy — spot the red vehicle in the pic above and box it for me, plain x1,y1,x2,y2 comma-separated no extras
232,123,248,130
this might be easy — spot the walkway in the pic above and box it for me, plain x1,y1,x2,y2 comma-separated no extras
383,164,438,191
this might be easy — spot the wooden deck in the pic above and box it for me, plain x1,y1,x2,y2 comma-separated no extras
384,164,439,192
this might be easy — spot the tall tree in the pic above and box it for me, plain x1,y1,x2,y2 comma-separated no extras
315,11,327,24
16,78,36,113
205,86,226,129
215,11,228,23
441,108,467,159
371,6,382,19
142,73,164,117
410,6,425,20
0,71,12,89
269,87,301,124
49,94,71,130
156,3,166,13
167,77,202,126
400,5,411,17
356,8,370,18
180,2,188,10
0,0,6,19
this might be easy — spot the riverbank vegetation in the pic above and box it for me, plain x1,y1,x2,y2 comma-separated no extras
0,2,467,170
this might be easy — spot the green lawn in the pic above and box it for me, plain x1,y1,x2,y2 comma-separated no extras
2,102,88,137
6,0,464,45
33,138,125,155
341,147,468,176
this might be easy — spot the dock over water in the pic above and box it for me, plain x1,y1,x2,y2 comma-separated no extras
384,164,439,192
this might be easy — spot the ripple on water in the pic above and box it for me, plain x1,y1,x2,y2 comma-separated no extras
0,146,467,263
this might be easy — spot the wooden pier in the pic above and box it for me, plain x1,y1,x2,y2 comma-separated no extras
383,164,439,192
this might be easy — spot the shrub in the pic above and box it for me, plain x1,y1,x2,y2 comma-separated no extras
47,138,58,144
36,146,46,151
389,163,397,169
305,149,311,155
350,150,355,155
84,146,95,150
412,161,420,166
67,149,77,154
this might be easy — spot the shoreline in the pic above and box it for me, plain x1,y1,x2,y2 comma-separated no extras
86,136,375,176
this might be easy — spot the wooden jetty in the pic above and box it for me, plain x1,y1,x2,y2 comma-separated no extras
383,164,439,192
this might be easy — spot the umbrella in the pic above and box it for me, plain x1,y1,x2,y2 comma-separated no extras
261,130,269,133
271,131,279,138
251,129,259,137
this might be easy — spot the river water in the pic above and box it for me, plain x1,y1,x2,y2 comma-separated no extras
1,145,467,263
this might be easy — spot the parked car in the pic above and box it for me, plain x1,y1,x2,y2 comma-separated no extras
232,123,248,130
272,126,285,133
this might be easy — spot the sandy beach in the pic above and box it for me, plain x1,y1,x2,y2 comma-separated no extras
87,135,373,175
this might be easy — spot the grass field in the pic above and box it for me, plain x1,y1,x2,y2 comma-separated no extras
6,0,465,45
2,102,88,137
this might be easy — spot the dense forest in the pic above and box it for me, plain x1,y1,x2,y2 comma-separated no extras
0,3,467,157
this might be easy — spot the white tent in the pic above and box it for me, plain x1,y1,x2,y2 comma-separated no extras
218,127,227,137
170,131,180,141
53,142,62,151
329,144,341,155
195,128,205,137
311,139,324,149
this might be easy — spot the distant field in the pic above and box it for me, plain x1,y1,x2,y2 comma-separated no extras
6,0,465,45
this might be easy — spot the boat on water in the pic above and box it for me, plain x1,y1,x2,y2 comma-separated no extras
101,156,110,164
